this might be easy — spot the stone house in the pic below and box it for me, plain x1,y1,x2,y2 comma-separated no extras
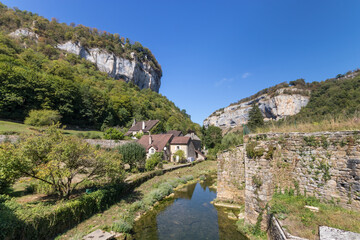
137,134,173,160
185,132,201,151
125,120,159,136
170,136,196,163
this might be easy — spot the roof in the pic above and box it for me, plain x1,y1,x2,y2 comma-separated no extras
167,130,183,137
185,133,201,141
137,134,173,152
126,120,159,135
170,136,191,145
195,150,206,158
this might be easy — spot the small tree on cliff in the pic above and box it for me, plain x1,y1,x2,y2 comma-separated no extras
247,103,264,131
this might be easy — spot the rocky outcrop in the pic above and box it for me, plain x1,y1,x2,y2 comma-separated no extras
57,41,161,92
9,29,162,92
204,88,310,130
9,28,38,40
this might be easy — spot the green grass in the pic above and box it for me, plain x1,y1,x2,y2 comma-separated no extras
0,120,103,138
270,193,360,239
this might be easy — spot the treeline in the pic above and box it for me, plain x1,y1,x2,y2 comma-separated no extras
0,33,199,134
0,3,161,73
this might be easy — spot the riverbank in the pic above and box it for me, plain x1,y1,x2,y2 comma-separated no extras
56,160,217,239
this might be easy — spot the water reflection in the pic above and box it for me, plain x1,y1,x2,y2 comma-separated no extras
133,178,247,240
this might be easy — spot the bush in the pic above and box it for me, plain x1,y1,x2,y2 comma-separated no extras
116,142,146,170
173,149,185,162
145,152,163,171
0,182,128,239
104,128,124,140
221,132,243,150
111,218,133,233
24,109,61,126
0,143,20,193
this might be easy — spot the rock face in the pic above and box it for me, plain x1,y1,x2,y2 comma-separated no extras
57,41,161,92
9,29,162,92
203,88,310,130
9,28,38,40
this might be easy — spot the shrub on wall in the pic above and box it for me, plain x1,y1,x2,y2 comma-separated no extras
104,128,124,140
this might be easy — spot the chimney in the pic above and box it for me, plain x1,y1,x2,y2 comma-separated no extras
149,134,152,145
142,121,145,130
191,132,194,139
132,119,136,127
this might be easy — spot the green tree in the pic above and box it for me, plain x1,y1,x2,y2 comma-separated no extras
221,132,243,150
116,142,146,170
14,125,124,198
203,125,222,149
0,143,20,193
145,152,163,171
104,128,124,140
247,104,264,130
24,109,61,126
173,149,185,162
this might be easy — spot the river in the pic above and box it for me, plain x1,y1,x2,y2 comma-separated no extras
133,177,247,240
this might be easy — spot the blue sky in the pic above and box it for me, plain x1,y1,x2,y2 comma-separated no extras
2,0,360,125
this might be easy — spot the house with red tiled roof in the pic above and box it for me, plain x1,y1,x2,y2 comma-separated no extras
170,136,196,163
166,130,183,137
125,120,159,136
137,134,173,160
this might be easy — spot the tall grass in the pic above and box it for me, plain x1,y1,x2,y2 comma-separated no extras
255,113,360,134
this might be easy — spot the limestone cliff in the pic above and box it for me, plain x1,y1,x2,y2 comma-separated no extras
10,29,162,92
204,87,310,130
57,41,161,92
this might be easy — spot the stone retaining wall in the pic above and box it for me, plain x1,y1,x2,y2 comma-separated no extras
0,135,132,148
217,147,245,202
84,139,133,148
217,131,360,229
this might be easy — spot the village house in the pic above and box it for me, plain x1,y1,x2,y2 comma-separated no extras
125,120,159,136
170,136,196,162
137,134,173,160
137,129,206,162
166,130,183,137
185,132,201,151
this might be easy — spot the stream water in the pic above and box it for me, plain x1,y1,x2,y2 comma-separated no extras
133,177,247,240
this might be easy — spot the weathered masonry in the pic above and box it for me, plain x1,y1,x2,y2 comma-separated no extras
217,131,360,229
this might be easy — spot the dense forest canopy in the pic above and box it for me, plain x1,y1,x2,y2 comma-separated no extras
0,3,200,135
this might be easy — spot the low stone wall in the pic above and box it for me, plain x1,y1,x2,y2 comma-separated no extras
268,216,307,240
0,135,19,143
319,226,360,239
217,131,360,230
84,139,133,148
0,135,133,148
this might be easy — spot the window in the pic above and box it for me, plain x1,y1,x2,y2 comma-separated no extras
150,148,155,154
176,146,180,150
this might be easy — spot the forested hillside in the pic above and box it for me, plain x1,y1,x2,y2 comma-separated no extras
0,3,199,134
